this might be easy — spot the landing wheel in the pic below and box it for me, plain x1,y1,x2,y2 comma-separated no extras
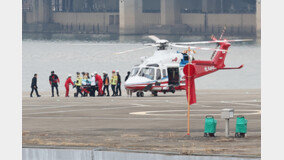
152,91,158,96
169,86,175,93
140,92,144,97
171,88,175,93
136,92,140,97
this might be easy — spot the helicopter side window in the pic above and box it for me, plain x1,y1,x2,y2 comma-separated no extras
156,69,161,80
130,68,140,77
139,67,155,80
162,69,167,78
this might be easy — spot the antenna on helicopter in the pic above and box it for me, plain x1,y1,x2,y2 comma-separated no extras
211,25,227,59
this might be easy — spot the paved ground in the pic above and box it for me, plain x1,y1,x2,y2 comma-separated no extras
22,89,261,157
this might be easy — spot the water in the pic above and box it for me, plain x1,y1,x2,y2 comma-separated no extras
22,35,260,92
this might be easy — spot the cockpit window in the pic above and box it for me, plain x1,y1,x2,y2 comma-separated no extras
156,69,161,80
139,67,155,80
162,69,167,78
130,68,140,77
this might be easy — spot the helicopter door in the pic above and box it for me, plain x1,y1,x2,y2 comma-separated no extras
167,67,180,86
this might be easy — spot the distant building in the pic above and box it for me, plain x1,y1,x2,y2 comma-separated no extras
22,0,260,36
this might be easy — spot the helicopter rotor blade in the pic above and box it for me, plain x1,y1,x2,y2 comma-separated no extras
172,39,253,45
170,44,227,52
113,46,152,55
69,43,141,46
148,35,161,43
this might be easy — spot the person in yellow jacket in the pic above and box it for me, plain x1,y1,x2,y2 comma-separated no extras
75,72,83,97
110,70,118,96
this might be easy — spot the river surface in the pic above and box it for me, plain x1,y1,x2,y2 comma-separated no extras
22,35,260,92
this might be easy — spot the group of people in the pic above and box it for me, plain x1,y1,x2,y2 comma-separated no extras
30,70,131,98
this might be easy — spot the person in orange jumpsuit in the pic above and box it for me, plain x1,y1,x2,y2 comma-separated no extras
65,74,74,97
94,72,103,96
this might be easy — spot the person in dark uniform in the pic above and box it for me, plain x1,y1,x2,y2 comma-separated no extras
30,73,41,97
125,71,130,81
103,72,110,96
116,70,121,96
125,71,131,96
49,71,60,97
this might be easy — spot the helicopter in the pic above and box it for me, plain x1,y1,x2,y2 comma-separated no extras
124,32,251,98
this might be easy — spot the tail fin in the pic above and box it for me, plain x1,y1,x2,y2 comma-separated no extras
212,42,231,69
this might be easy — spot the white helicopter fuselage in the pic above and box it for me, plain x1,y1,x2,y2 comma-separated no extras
124,50,189,95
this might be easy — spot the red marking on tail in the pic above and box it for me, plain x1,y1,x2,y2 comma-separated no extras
212,42,231,69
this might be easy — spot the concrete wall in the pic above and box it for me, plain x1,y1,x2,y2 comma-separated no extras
181,13,205,32
207,14,256,33
141,13,161,27
161,0,181,25
25,0,51,24
53,12,118,25
119,0,143,34
207,14,255,27
24,11,256,35
256,0,261,37
52,12,119,33
26,12,36,24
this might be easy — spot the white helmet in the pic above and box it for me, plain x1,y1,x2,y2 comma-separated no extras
91,73,94,77
94,71,97,75
116,70,119,73
68,74,72,77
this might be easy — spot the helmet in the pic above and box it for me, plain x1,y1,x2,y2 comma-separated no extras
94,71,97,75
91,73,94,76
68,74,72,77
76,72,80,75
112,70,115,73
116,70,119,73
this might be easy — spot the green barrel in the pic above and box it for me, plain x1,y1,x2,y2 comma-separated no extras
235,116,247,133
204,115,217,136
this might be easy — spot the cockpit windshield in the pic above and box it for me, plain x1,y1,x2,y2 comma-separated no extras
130,68,140,77
139,67,155,80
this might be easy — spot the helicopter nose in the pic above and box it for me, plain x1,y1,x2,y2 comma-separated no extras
124,76,151,90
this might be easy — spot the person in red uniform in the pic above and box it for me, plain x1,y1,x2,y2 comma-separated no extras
94,72,103,96
65,74,74,97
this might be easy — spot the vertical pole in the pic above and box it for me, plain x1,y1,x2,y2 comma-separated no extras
187,51,191,136
225,118,229,137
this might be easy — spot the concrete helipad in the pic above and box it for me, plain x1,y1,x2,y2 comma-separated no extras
22,89,261,157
